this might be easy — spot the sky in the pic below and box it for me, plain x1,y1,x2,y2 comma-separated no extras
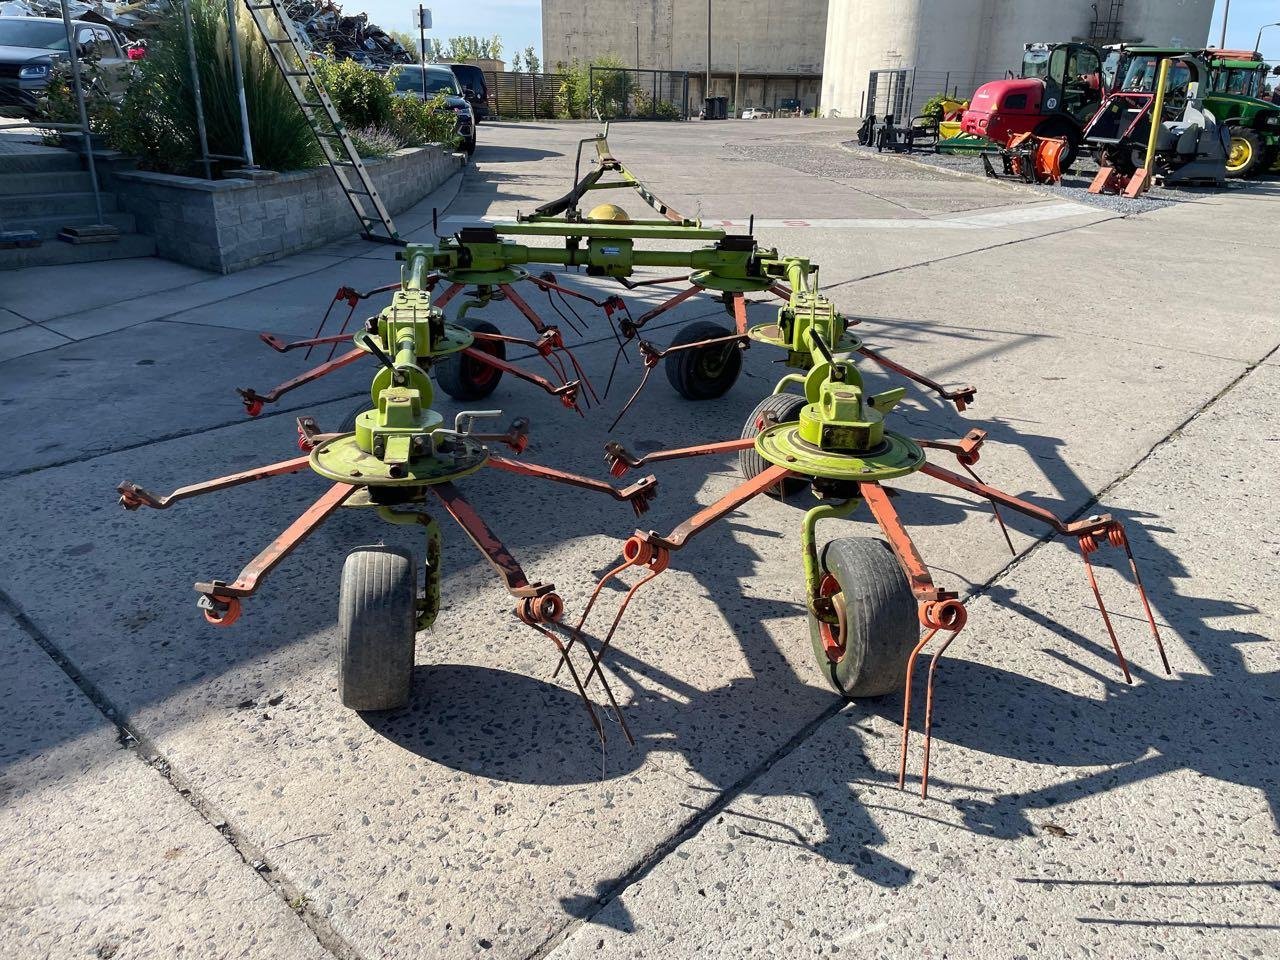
354,1,1280,67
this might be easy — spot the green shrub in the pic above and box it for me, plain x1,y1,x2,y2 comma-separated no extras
348,125,401,158
313,54,397,130
919,92,949,122
388,91,457,148
557,55,634,119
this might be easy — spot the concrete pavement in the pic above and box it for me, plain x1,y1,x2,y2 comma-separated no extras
0,119,1275,958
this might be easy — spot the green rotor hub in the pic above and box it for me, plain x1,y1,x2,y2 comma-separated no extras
310,432,489,486
754,424,924,481
689,270,774,293
748,322,862,354
356,323,472,361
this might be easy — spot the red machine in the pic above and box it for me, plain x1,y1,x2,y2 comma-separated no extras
961,41,1105,167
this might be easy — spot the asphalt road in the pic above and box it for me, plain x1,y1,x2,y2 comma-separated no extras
0,119,1276,959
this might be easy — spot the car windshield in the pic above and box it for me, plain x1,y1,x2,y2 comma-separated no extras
1023,48,1051,79
0,19,70,50
391,67,458,95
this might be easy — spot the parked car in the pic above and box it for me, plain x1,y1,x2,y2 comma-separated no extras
391,64,476,154
442,62,490,123
0,16,132,117
740,107,773,119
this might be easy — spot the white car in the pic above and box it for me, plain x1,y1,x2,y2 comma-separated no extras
740,107,772,119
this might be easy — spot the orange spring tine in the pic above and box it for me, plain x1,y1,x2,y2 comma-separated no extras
530,621,605,743
1079,542,1133,684
580,561,668,690
609,363,656,432
324,300,359,363
898,626,941,789
570,632,636,746
920,630,961,799
552,555,637,678
1113,526,1171,675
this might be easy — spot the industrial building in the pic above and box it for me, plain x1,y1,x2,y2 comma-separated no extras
544,0,1218,119
541,0,829,113
821,0,1217,118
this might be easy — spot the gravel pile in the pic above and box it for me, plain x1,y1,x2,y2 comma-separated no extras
839,141,1194,215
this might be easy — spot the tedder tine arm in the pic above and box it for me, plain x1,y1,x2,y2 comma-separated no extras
856,345,977,412
236,348,366,417
429,481,629,744
633,283,704,328
118,455,312,511
564,464,794,696
858,481,968,799
260,332,355,354
434,282,466,308
919,461,1169,680
191,480,355,625
608,333,747,431
604,437,758,477
485,456,659,517
461,347,584,413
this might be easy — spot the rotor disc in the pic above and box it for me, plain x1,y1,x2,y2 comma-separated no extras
754,424,924,482
310,434,489,486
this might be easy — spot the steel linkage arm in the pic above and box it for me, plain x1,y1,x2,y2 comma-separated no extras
604,437,758,477
236,347,366,417
117,455,313,510
429,480,630,744
192,481,356,627
856,344,977,412
484,456,658,517
462,346,584,413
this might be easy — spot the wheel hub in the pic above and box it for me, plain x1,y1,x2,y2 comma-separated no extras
310,432,489,486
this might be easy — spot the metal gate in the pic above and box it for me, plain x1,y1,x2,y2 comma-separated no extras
866,69,910,119
588,66,690,120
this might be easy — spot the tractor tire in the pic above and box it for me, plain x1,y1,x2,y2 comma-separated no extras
1033,117,1081,171
1225,127,1266,178
738,393,811,501
339,546,417,711
435,317,504,401
808,537,918,699
663,320,742,401
338,399,367,433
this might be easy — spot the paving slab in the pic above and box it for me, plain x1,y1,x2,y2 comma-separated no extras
0,321,70,363
545,358,1280,960
0,612,332,960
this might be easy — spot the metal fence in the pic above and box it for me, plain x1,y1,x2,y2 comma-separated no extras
864,68,1009,119
482,71,570,120
588,66,690,120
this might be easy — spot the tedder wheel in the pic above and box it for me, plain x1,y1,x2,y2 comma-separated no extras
664,320,742,401
1225,127,1265,178
808,538,918,699
338,400,366,433
435,317,505,401
339,545,417,711
738,392,811,501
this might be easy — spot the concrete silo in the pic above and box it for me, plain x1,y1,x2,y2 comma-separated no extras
819,0,1215,117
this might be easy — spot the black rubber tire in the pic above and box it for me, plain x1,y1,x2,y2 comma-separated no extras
1225,127,1266,178
738,393,811,501
338,399,367,433
663,320,742,401
808,538,918,699
435,317,504,401
339,546,416,711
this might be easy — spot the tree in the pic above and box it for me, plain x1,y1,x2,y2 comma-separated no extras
389,30,418,60
523,45,540,74
424,38,443,61
509,51,524,73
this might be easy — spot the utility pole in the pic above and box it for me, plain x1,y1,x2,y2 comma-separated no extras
634,20,640,72
705,0,711,105
418,5,430,102
1219,0,1230,48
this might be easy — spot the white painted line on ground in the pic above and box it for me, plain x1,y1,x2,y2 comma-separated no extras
441,201,1107,232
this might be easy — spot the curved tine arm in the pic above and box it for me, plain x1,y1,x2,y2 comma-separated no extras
642,463,794,553
461,347,582,411
193,481,354,600
118,455,312,511
614,274,691,290
260,331,353,353
859,482,952,603
236,348,366,413
526,272,614,308
604,437,757,477
919,462,1113,537
730,291,749,335
497,282,549,335
634,283,704,327
856,345,977,411
429,481,544,600
486,455,658,517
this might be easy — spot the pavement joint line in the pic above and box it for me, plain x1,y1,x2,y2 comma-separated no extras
0,588,362,960
522,335,1280,960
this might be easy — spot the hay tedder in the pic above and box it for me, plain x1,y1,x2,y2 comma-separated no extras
237,129,976,431
118,131,1174,792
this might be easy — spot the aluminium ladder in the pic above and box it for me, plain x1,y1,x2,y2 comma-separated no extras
241,0,401,243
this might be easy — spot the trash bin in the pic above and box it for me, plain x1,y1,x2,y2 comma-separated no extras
715,96,729,119
704,96,718,119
